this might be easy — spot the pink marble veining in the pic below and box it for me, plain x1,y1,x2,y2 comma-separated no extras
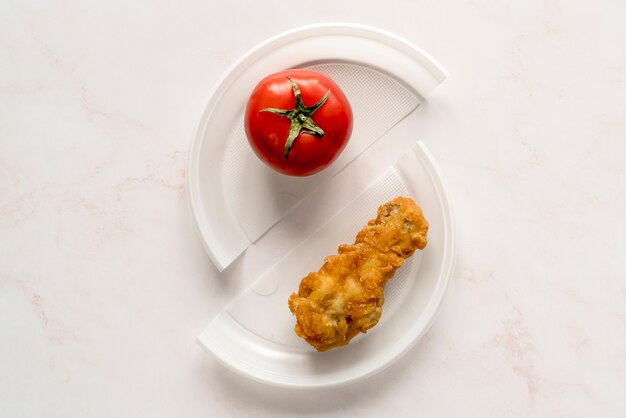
1,0,625,417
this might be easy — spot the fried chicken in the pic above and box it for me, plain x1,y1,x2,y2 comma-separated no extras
288,196,429,352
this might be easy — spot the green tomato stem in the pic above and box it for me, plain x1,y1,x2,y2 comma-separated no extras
259,78,330,159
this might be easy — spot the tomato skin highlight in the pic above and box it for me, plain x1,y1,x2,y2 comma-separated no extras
244,69,353,176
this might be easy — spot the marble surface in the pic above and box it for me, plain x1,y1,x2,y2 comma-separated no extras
1,0,625,416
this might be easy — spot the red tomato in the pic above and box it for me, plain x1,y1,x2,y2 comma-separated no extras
244,69,353,176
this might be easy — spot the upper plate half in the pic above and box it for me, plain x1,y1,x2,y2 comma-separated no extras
187,23,448,271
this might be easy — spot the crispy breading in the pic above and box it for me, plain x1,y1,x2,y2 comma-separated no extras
288,196,429,351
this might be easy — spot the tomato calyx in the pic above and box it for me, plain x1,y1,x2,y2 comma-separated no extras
260,78,330,160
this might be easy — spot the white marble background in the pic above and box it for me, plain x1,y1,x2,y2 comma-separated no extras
1,0,625,417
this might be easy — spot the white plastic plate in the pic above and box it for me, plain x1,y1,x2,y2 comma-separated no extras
197,142,455,388
187,23,448,271
189,23,455,388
